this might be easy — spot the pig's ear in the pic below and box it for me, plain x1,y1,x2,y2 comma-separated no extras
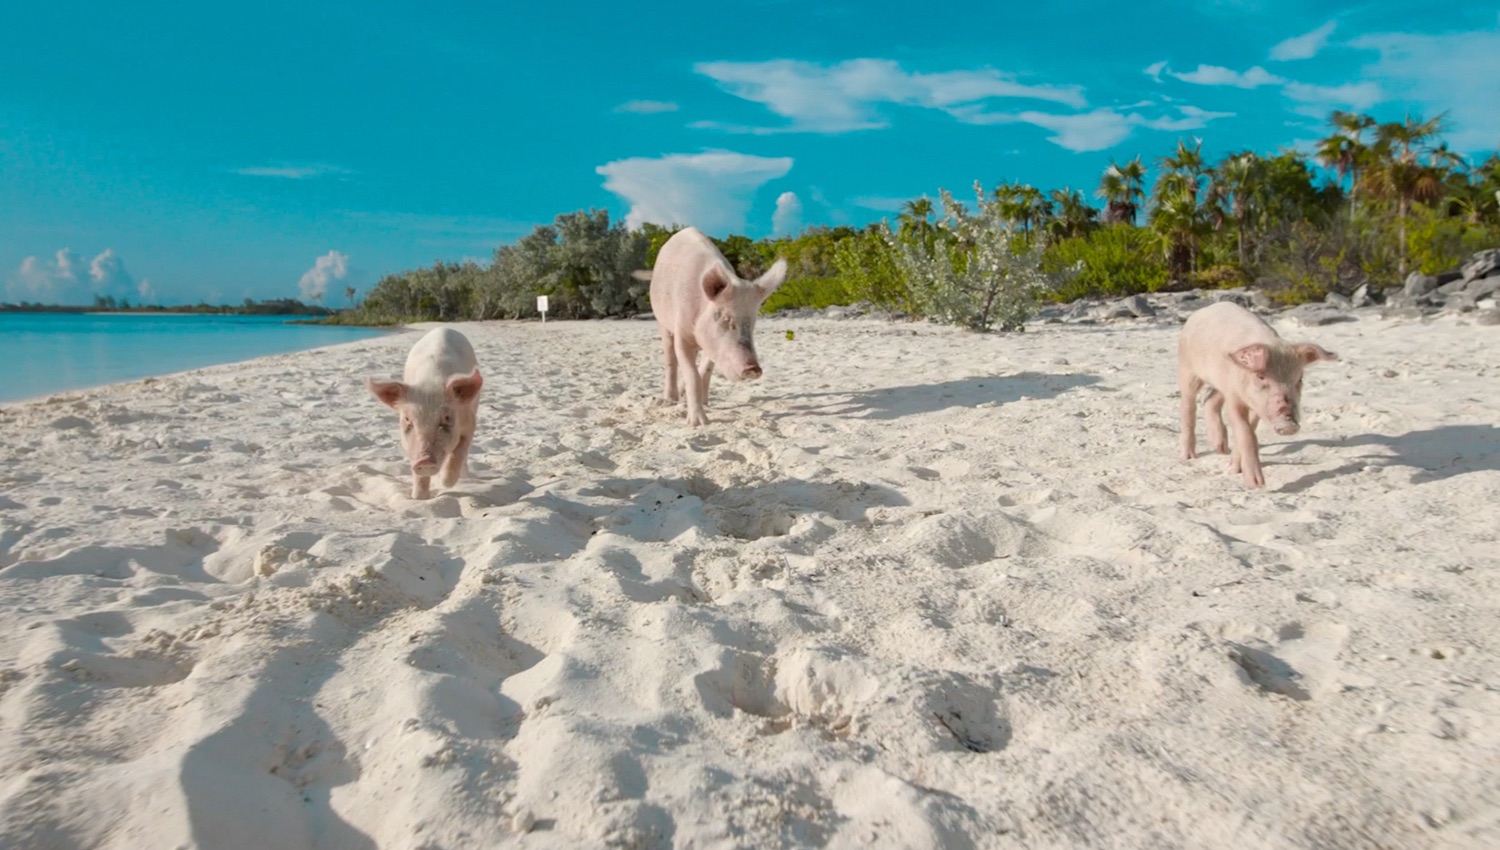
1229,343,1270,372
701,264,732,300
1294,343,1338,365
754,259,788,300
446,368,483,403
367,378,407,408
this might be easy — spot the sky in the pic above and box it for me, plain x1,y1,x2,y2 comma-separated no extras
3,2,1497,306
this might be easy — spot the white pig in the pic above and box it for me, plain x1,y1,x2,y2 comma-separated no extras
366,327,483,499
648,227,787,426
1178,301,1338,488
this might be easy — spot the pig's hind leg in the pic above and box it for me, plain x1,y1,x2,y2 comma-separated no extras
1179,370,1204,460
1204,389,1229,454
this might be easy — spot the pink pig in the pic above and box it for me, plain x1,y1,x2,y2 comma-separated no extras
1178,301,1338,488
367,327,483,499
647,227,787,426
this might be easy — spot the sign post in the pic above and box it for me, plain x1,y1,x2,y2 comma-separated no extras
537,295,549,324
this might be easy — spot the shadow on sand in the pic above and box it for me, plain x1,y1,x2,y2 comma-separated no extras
1278,423,1500,492
775,372,1101,421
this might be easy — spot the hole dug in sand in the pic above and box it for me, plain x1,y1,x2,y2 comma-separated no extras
695,646,1010,754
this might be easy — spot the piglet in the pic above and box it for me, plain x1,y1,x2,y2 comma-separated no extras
367,327,483,499
647,227,787,426
1178,301,1338,488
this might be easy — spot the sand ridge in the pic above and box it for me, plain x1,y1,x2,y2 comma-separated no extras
0,312,1497,849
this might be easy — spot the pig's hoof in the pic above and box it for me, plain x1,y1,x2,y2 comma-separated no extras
1181,448,1197,461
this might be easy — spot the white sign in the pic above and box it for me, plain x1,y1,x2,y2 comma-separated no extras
536,295,549,323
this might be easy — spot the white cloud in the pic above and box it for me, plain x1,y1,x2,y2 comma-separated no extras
1282,81,1384,109
235,163,352,179
298,250,349,302
1144,61,1168,82
952,104,1234,152
1270,21,1338,61
596,150,793,233
615,100,680,114
694,58,1086,134
1351,28,1500,152
771,191,802,236
1169,64,1285,88
6,247,138,305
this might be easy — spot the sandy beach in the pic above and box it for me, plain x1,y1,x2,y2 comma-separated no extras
0,309,1496,849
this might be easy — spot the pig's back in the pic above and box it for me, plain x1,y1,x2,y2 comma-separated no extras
1182,302,1280,349
403,327,477,385
650,228,720,321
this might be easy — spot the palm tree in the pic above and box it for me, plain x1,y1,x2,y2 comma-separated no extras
1211,152,1263,268
1097,156,1146,225
1361,114,1448,275
1047,188,1098,239
1155,139,1209,204
899,196,936,247
1150,188,1207,278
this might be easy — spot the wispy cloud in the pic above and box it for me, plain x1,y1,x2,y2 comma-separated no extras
1350,27,1500,152
6,247,140,305
298,250,349,302
1144,61,1168,82
1270,21,1338,61
694,58,1086,134
1283,81,1383,109
771,191,802,236
596,150,793,233
951,104,1234,152
234,163,353,179
1169,64,1284,88
849,196,911,213
615,100,680,114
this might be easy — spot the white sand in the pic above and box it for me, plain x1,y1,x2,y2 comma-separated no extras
0,311,1496,849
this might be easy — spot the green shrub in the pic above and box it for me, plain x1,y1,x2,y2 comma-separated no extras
1042,225,1168,301
1407,206,1500,274
762,276,854,313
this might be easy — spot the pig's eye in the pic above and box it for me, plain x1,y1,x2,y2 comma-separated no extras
439,417,453,433
402,419,413,433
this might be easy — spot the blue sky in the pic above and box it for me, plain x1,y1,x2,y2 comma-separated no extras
3,1,1497,305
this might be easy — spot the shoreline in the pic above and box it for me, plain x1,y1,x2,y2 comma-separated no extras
0,314,1496,848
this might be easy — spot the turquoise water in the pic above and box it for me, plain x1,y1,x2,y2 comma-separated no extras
0,313,388,404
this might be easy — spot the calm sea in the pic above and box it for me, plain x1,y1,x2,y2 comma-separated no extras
0,312,388,404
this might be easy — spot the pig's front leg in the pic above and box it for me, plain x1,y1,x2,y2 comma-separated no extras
697,359,715,414
411,472,434,500
1225,404,1265,488
675,338,708,426
440,433,470,488
1178,372,1202,460
660,329,679,403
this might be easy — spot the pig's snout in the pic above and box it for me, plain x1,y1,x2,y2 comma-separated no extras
1273,421,1300,436
741,364,763,380
412,454,440,475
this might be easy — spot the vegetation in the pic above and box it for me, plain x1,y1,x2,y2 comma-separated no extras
330,111,1499,329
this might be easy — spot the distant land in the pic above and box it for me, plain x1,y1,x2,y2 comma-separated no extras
0,297,334,316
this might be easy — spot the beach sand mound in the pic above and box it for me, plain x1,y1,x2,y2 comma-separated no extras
1,313,1497,849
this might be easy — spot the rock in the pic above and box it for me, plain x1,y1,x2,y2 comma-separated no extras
1324,292,1353,309
1448,295,1477,313
1250,291,1275,310
1461,248,1500,282
1435,277,1470,297
1381,305,1428,321
1213,290,1252,307
1285,304,1357,326
1102,303,1137,320
1476,309,1500,326
1351,283,1374,308
1466,277,1500,301
1124,294,1156,317
1403,272,1438,297
822,307,850,320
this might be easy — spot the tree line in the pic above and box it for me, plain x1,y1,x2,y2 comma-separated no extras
331,111,1500,331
